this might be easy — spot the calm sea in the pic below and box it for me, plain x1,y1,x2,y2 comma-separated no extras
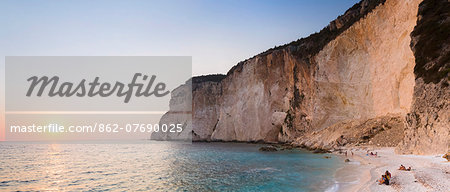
0,142,343,191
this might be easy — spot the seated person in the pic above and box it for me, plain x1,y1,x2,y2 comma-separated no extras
378,175,386,185
399,164,406,170
385,170,391,180
378,175,390,185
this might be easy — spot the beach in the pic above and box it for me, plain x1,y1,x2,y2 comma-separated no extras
334,147,450,192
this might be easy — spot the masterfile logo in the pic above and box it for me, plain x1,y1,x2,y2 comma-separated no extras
26,73,170,103
4,56,192,142
6,56,191,111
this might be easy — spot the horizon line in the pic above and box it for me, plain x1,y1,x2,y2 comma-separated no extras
5,111,169,115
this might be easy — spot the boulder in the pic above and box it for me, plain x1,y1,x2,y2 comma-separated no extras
313,148,331,153
443,152,450,161
259,146,278,152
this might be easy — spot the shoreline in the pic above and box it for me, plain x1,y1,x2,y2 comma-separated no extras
332,150,374,191
332,147,450,192
191,141,449,191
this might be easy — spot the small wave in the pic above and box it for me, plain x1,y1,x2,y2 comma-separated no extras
327,178,361,192
325,182,339,192
81,170,104,174
20,179,37,183
344,180,360,184
347,161,361,165
248,167,280,173
103,172,118,176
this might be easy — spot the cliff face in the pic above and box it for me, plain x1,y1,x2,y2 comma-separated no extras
151,80,193,141
153,0,449,154
211,54,295,142
397,0,450,155
312,0,419,130
191,75,225,141
190,0,392,143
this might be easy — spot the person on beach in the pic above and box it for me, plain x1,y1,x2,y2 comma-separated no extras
384,175,390,185
378,171,392,185
378,175,385,184
378,175,389,185
385,170,391,180
399,165,412,171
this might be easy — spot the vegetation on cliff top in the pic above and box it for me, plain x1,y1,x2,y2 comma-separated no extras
411,0,450,84
192,74,226,84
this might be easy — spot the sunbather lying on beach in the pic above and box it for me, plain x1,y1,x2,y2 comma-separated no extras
399,165,412,171
367,151,378,157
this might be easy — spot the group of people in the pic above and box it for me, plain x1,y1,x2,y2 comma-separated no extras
378,165,413,185
378,170,391,185
398,164,412,171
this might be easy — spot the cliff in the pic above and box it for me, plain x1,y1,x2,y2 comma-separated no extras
152,0,449,155
397,0,450,155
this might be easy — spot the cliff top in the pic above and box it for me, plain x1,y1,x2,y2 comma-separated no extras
226,0,386,76
192,74,226,84
191,0,387,83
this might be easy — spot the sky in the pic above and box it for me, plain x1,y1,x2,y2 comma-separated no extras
0,0,360,140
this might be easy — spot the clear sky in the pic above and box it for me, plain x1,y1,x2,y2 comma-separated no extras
0,0,360,140
0,0,359,75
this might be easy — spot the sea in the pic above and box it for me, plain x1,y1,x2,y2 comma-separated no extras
0,142,344,192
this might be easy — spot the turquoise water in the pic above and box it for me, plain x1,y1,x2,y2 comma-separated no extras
0,142,343,191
